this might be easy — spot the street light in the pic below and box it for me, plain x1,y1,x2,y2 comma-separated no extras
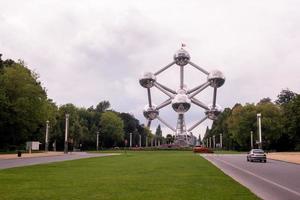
257,113,262,149
250,131,253,149
64,114,69,154
45,120,49,152
220,133,223,149
130,132,132,147
96,131,99,151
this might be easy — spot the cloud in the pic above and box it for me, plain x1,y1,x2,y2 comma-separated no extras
1,0,300,138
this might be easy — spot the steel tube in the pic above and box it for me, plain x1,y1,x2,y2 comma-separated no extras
147,88,152,107
155,82,176,94
154,61,176,76
188,61,209,75
189,82,210,98
212,87,217,108
157,116,176,132
187,116,208,132
191,98,209,110
154,82,173,98
156,98,172,110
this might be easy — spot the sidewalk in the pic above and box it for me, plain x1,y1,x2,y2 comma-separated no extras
0,151,64,160
267,152,300,164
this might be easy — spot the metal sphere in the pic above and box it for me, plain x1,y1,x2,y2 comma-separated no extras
207,70,225,88
172,93,191,114
205,104,222,120
173,48,190,66
143,105,159,120
139,72,156,88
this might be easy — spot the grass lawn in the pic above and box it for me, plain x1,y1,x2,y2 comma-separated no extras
0,151,259,200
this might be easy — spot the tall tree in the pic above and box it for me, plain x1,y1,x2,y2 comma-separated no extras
100,111,124,147
275,89,297,105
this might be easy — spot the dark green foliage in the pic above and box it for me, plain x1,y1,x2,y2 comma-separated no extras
206,90,299,151
0,59,57,150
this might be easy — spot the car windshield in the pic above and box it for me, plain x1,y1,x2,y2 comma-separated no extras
253,149,264,153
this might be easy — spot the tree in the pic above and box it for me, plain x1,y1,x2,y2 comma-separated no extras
96,101,110,112
279,94,300,151
0,59,57,150
258,97,272,104
100,111,124,147
275,89,297,105
155,124,162,137
166,134,174,144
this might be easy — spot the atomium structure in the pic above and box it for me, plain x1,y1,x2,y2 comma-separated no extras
139,48,225,146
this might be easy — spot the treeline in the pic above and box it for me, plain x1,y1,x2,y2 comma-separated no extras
0,56,162,151
204,89,300,151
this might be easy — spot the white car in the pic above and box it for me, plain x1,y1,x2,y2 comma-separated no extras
247,149,267,162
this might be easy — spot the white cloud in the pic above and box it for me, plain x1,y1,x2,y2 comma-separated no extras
1,0,300,137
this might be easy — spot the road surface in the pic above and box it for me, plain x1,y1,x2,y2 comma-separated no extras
0,152,118,170
202,154,300,200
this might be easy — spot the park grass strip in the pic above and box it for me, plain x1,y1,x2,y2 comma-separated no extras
0,151,259,200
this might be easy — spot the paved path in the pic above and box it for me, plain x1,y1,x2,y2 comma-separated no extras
202,154,300,200
0,152,118,170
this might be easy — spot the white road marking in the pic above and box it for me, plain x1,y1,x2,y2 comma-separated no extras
203,155,300,197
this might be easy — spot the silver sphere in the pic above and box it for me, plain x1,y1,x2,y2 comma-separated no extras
205,104,222,120
207,70,225,88
172,92,191,114
173,48,190,66
143,105,159,120
139,72,156,88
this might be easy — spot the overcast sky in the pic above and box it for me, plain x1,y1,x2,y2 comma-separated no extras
1,0,299,137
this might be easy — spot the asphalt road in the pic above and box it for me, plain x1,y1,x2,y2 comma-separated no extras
0,152,117,170
202,154,300,200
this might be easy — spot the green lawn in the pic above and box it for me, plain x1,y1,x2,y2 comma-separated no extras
0,151,259,200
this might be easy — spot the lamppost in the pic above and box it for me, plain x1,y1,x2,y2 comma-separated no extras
209,137,212,148
250,131,253,149
139,134,142,147
130,132,132,147
206,138,208,147
64,114,69,154
45,120,49,152
96,131,99,151
257,113,262,149
220,133,222,149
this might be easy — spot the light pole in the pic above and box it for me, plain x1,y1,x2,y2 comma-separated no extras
130,132,132,147
139,134,142,147
64,114,69,154
96,131,99,151
220,133,222,149
45,120,49,152
209,137,212,148
250,131,253,149
206,138,208,147
257,113,262,149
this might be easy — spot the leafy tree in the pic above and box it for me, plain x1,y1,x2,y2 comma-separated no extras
100,111,124,147
166,134,174,144
96,101,110,112
155,124,162,137
0,59,56,150
275,89,297,105
279,94,300,150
